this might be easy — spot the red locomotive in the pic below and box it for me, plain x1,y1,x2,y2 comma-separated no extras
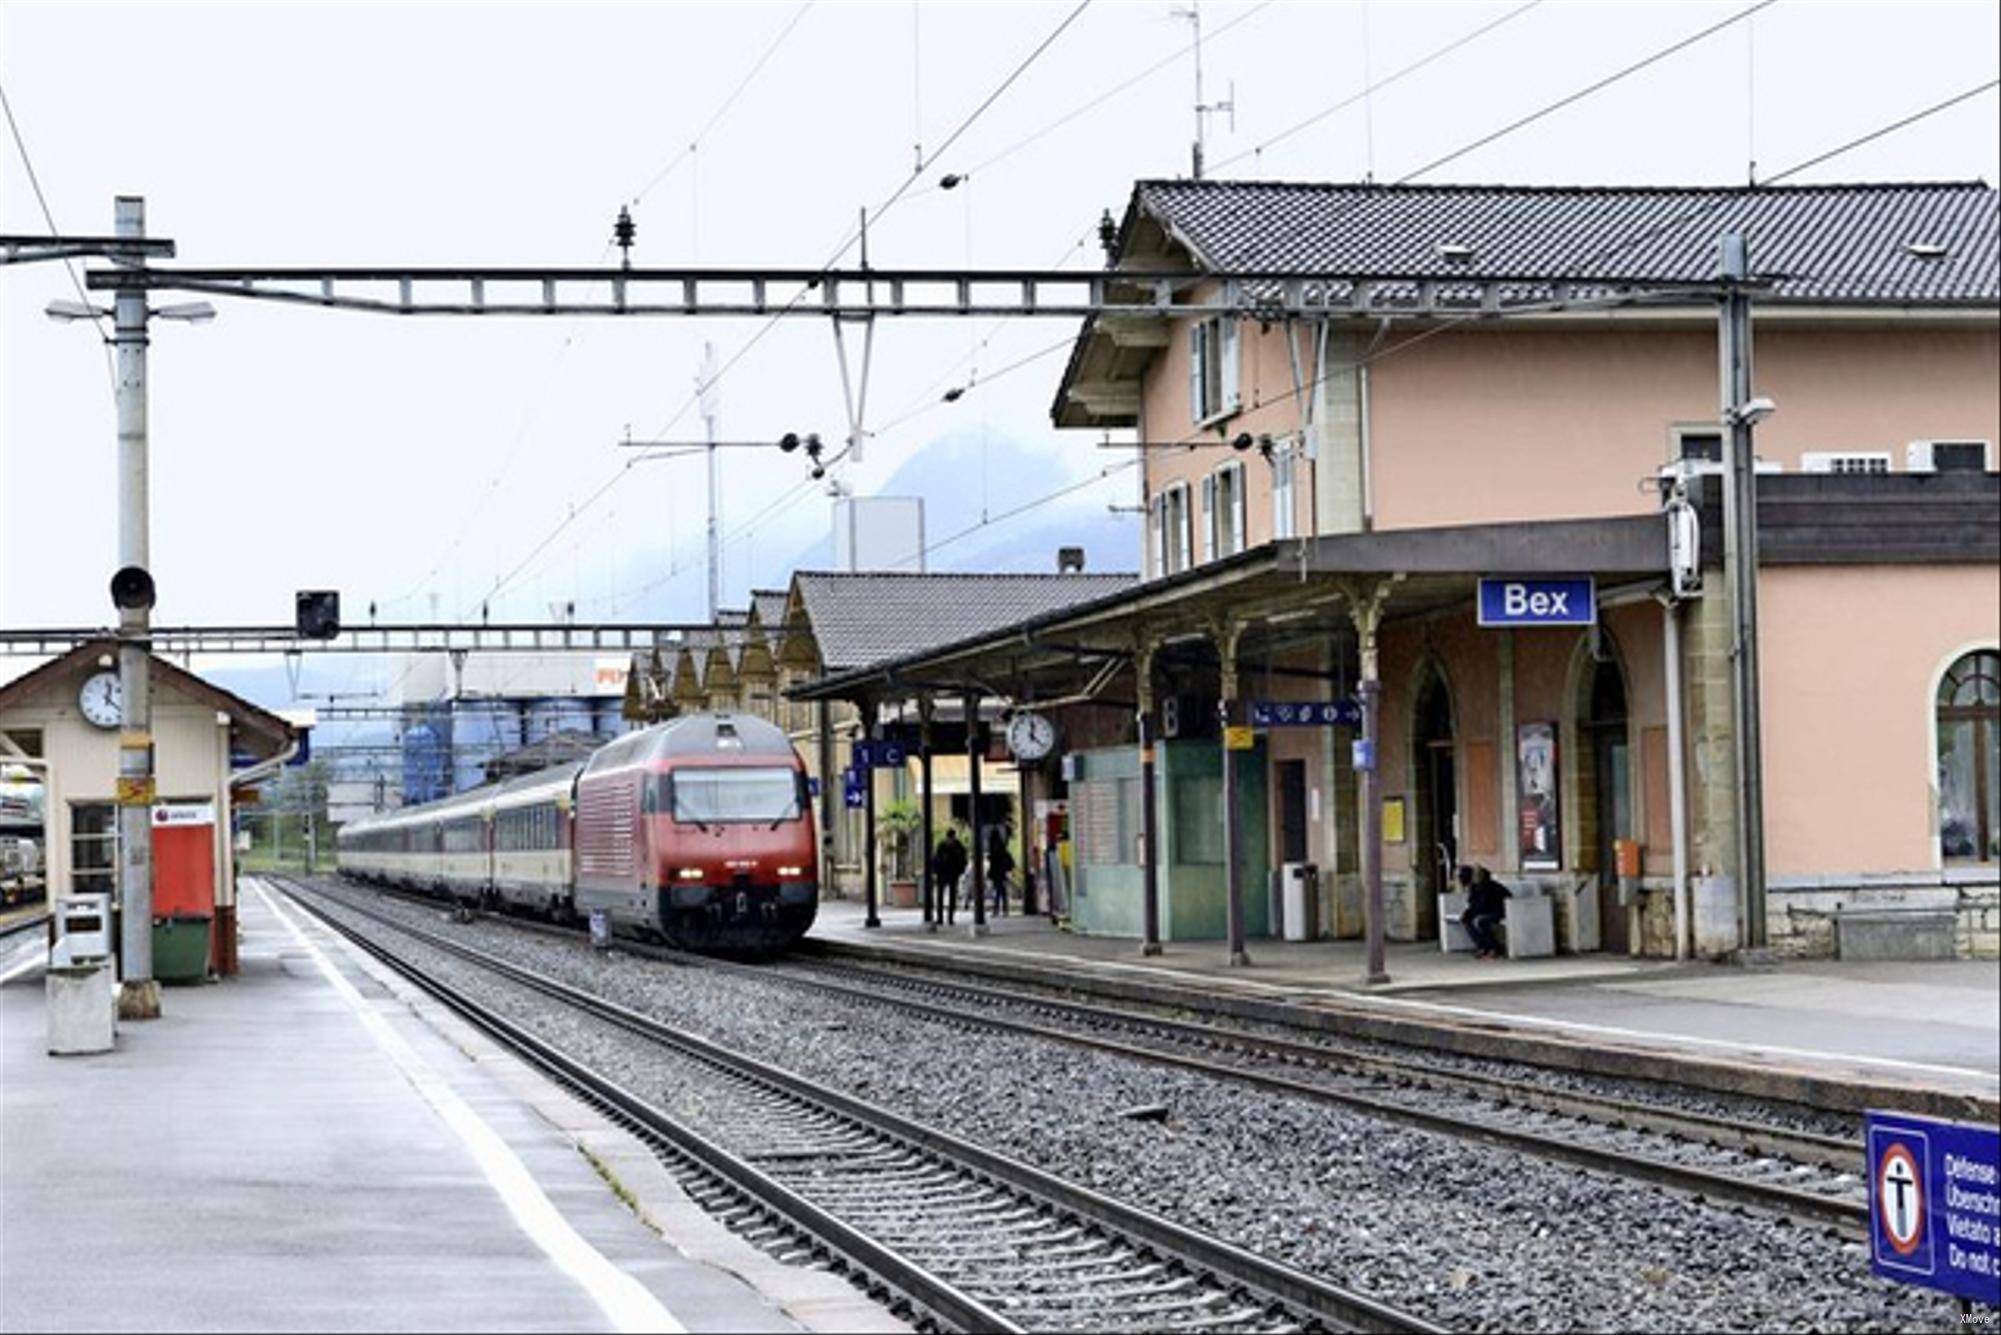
574,713,818,951
338,712,818,954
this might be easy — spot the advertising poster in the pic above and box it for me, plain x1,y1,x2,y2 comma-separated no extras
1517,722,1562,870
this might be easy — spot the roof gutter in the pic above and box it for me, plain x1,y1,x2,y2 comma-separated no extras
230,734,301,790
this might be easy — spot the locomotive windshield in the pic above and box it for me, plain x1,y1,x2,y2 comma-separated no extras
670,767,802,824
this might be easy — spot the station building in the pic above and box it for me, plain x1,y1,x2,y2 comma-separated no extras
0,640,298,974
794,179,2001,961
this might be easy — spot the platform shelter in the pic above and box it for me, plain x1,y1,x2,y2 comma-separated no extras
0,639,297,976
791,474,2000,977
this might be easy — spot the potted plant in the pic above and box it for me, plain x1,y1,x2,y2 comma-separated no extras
880,799,924,908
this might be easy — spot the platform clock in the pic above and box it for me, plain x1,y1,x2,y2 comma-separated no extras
1005,711,1056,762
78,671,123,729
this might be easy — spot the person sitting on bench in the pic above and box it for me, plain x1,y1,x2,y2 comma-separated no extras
1457,864,1512,959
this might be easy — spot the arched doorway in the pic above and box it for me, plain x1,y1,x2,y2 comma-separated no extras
1937,650,2000,863
1580,655,1632,953
1412,670,1456,937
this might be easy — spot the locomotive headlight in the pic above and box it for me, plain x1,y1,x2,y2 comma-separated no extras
777,865,804,878
676,867,705,881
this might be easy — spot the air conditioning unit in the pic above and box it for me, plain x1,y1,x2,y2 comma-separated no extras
1801,451,1892,475
1906,439,1993,474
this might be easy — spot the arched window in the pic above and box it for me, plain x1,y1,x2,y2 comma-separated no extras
1937,650,2000,862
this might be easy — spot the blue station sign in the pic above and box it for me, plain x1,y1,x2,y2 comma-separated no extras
841,767,866,809
851,739,908,770
1250,700,1361,728
1477,577,1597,628
1866,1110,1999,1305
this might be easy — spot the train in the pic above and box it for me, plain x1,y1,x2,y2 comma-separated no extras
0,766,43,906
336,713,818,953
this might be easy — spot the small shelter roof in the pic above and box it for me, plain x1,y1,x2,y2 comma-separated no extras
0,639,296,759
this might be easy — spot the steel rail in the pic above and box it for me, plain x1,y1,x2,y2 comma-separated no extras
273,879,1023,1334
679,953,1868,1235
329,878,1867,1234
777,956,1862,1167
281,878,1441,1335
0,909,50,941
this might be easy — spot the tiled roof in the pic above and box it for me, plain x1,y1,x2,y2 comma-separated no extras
793,571,1138,672
750,590,790,635
1132,179,1999,305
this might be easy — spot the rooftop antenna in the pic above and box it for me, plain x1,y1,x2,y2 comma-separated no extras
1170,2,1234,179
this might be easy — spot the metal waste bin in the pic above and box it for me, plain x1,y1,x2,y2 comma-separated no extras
152,915,212,984
47,962,115,1055
51,893,112,968
1282,863,1320,942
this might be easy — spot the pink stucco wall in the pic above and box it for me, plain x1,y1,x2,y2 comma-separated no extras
1758,563,2001,877
1134,315,1998,571
1368,321,2001,530
1139,306,1330,570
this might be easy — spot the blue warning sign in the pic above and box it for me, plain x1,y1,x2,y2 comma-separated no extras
1866,1111,2000,1305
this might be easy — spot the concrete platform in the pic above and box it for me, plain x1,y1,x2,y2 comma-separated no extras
809,898,2000,1122
1,882,903,1335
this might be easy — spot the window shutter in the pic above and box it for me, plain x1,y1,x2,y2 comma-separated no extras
1200,474,1216,561
1150,493,1166,578
1231,464,1247,554
1220,319,1241,411
1272,450,1294,540
1188,322,1207,423
1180,489,1195,572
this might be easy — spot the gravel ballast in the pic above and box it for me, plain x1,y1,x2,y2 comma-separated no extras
292,880,1963,1334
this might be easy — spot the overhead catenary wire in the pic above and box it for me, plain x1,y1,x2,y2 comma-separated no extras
386,1,817,623
1395,0,1778,183
935,0,1275,187
660,59,2001,614
1758,77,1999,186
0,79,116,390
1208,0,1544,175
473,1,1095,617
628,0,818,207
1564,76,2001,277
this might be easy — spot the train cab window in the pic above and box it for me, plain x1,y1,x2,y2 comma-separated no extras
671,767,801,824
642,773,670,816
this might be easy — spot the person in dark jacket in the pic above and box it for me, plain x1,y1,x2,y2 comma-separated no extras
932,829,968,924
987,828,1015,917
1458,864,1512,959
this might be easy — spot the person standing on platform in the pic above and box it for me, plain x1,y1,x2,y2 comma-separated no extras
932,828,968,925
1459,865,1512,959
987,827,1014,917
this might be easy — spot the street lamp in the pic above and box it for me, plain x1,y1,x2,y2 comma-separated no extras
42,198,214,1021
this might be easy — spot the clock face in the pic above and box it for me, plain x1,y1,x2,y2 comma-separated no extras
78,671,123,729
1006,711,1056,761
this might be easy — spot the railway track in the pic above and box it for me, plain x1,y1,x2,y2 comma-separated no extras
756,954,1871,1231
275,877,1442,1335
0,907,50,943
318,877,1870,1236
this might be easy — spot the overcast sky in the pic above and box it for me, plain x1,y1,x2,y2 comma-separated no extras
4,0,1997,649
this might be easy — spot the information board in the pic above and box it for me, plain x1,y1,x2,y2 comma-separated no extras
1249,700,1361,728
1866,1110,1999,1305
